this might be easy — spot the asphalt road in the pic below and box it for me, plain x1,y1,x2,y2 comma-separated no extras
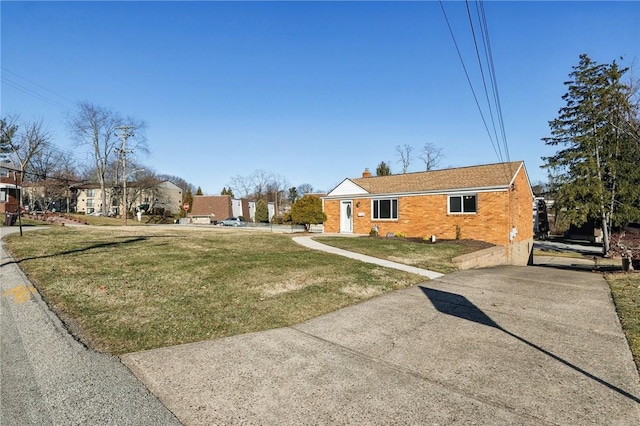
0,227,181,425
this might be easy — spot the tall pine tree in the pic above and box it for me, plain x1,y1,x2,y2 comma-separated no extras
542,54,640,253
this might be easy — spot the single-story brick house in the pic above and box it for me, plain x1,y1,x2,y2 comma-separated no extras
322,161,534,265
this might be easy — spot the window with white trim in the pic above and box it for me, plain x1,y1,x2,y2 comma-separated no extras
449,194,477,214
372,198,398,220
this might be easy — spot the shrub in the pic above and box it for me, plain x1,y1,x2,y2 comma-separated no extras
290,195,326,232
394,232,406,238
255,199,269,223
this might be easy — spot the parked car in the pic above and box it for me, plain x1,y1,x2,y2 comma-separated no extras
220,217,245,227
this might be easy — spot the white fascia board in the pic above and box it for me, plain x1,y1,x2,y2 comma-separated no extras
510,162,534,199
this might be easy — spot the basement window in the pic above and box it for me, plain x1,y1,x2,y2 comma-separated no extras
449,195,477,214
372,198,398,220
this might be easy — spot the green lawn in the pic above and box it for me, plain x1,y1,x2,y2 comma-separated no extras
314,236,493,274
606,273,640,373
4,227,426,355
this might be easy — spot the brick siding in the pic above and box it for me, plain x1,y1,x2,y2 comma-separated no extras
324,166,533,248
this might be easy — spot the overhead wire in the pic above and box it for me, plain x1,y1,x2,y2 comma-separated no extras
438,0,504,164
1,67,94,166
466,0,503,162
477,1,510,164
2,67,76,107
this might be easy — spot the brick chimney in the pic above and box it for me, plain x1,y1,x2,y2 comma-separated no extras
362,168,372,178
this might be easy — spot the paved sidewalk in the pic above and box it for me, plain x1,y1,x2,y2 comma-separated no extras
292,236,444,279
0,227,180,425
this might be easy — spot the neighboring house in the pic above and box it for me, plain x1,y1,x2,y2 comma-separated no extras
190,195,235,224
76,185,103,214
22,180,78,213
245,200,279,222
0,160,22,214
322,161,534,265
135,180,183,215
76,180,182,215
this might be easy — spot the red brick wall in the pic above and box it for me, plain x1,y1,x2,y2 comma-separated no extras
323,166,533,247
323,199,341,233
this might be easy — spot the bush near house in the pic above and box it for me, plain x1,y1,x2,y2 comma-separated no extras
291,195,326,232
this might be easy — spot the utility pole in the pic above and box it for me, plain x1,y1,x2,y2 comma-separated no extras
116,126,134,226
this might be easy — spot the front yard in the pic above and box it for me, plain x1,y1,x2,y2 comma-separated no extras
315,236,493,273
5,226,638,372
5,227,436,355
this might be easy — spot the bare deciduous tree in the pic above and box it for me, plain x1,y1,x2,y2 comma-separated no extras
228,174,253,198
297,183,314,196
2,117,52,188
418,142,444,171
395,144,413,173
68,102,147,215
266,173,289,218
251,169,274,200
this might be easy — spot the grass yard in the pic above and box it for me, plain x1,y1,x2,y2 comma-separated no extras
606,273,640,373
315,236,493,274
4,227,426,355
64,213,175,226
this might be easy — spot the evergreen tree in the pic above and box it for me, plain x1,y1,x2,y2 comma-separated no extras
287,187,299,204
376,161,391,176
542,54,640,253
196,186,203,196
255,199,269,223
290,195,326,232
221,187,235,197
0,117,18,160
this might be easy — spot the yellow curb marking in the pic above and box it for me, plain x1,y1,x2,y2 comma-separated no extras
2,285,37,304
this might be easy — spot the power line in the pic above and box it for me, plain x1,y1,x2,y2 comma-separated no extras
1,67,76,106
1,76,74,112
477,0,510,164
467,0,503,162
438,0,504,164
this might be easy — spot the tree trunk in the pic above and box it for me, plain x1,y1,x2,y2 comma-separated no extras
601,211,610,255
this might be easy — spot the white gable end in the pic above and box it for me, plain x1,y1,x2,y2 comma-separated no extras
327,179,369,197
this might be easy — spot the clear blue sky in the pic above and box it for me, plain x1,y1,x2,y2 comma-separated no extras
2,1,639,194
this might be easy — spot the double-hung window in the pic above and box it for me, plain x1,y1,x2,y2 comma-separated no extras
449,194,477,214
372,198,398,220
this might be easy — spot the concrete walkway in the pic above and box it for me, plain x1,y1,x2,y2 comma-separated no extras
292,236,444,279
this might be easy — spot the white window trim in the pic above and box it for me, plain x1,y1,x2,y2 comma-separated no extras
371,198,398,220
448,194,477,214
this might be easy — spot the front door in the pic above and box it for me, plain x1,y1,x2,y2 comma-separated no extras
340,200,353,233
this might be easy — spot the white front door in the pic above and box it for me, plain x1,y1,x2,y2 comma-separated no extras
340,200,353,233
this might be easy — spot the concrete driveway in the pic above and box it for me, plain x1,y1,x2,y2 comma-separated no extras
122,264,640,425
